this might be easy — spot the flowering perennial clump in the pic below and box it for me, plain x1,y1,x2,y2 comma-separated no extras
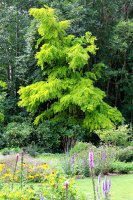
0,154,78,200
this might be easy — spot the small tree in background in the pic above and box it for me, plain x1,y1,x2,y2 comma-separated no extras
18,6,122,132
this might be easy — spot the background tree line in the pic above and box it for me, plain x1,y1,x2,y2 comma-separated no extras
0,0,133,152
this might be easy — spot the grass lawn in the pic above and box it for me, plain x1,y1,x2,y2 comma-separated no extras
76,174,133,200
38,153,64,163
38,153,64,170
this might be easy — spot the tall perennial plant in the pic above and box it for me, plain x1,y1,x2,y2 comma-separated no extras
88,149,111,200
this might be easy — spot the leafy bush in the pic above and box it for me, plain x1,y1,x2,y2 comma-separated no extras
62,145,117,177
117,146,133,162
1,147,21,155
3,122,33,147
2,119,86,152
94,145,117,175
25,142,39,157
61,155,74,176
70,142,93,155
96,125,131,146
29,121,61,152
0,126,4,148
29,120,86,153
111,161,133,174
62,142,92,177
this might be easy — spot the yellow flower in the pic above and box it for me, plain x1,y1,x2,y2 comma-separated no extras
62,186,66,190
4,173,12,177
22,196,28,200
37,163,49,170
0,193,3,198
14,191,21,198
8,193,13,198
43,191,47,195
28,175,34,179
0,164,5,172
50,179,55,185
23,163,28,167
28,188,34,193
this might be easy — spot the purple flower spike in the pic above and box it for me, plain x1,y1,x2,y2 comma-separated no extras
71,155,75,165
98,174,101,184
96,185,98,193
40,192,44,200
97,193,101,200
96,186,101,200
89,149,94,170
102,176,111,198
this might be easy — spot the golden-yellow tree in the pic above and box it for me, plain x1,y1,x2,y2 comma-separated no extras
18,6,122,131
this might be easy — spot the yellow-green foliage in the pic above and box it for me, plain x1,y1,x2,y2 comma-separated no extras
96,125,131,145
0,81,7,88
18,6,122,130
